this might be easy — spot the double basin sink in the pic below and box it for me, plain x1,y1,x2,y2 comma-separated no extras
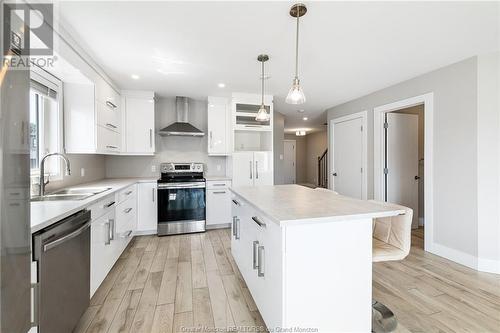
31,187,112,202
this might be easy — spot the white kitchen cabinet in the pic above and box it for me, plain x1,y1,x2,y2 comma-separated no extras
232,151,273,187
232,93,273,131
90,209,115,296
206,180,232,227
115,185,137,235
64,79,122,155
122,91,155,155
137,182,158,233
207,97,229,156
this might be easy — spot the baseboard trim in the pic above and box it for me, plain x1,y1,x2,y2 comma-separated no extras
428,242,500,274
418,217,424,226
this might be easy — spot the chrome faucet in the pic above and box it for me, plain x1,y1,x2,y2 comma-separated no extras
39,153,71,197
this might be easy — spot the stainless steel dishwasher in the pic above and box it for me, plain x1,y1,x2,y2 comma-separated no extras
32,209,91,333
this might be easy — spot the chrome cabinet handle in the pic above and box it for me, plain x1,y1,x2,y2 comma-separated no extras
258,245,265,277
109,219,115,241
104,201,115,208
150,129,153,148
232,199,240,206
212,183,226,187
210,131,213,149
253,241,259,269
105,221,111,245
105,123,117,129
212,191,226,194
252,216,266,228
120,230,133,238
249,161,253,179
235,218,240,240
125,190,133,195
232,216,237,237
106,145,118,149
106,100,117,109
256,161,259,179
152,188,155,202
124,207,133,213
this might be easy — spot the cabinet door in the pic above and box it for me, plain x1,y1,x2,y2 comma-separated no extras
125,97,155,154
206,189,231,226
96,125,121,154
232,152,254,187
208,98,228,155
253,151,273,186
137,182,158,232
90,211,114,296
96,102,121,133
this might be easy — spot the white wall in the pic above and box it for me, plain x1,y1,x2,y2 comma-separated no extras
326,56,500,272
273,112,285,185
105,97,227,178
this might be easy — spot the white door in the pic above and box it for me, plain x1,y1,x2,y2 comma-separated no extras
386,113,419,228
208,98,228,155
332,118,363,199
283,140,296,184
125,97,155,154
137,182,158,232
232,152,255,187
254,151,273,186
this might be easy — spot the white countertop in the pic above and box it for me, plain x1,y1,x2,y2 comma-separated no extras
230,184,406,225
31,178,157,233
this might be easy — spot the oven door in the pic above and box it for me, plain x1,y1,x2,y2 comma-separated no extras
157,182,206,235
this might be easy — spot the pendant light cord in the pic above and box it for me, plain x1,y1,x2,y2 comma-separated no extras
295,4,300,79
261,59,265,105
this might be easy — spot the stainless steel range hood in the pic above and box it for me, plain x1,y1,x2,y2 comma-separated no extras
159,96,205,137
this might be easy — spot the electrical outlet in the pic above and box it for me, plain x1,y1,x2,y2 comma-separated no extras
80,168,85,177
151,165,157,172
280,154,284,160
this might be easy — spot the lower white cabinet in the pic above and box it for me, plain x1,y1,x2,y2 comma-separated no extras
232,151,273,187
206,180,232,227
137,182,158,233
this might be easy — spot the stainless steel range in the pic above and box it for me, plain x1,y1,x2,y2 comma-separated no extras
157,163,206,236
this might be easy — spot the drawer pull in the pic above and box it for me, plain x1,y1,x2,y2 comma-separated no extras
120,230,133,238
252,216,266,228
253,241,259,269
212,191,226,194
106,145,118,149
105,123,117,129
232,199,240,206
106,100,117,109
124,208,133,213
104,201,115,208
212,183,226,187
258,246,265,277
125,190,133,195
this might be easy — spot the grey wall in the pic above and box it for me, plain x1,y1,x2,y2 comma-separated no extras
43,154,106,193
273,112,285,185
105,97,227,178
326,57,479,258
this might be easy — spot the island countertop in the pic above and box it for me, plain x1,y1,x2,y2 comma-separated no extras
229,184,405,225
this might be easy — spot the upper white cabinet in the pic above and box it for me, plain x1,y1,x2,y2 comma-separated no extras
207,96,230,156
232,92,273,131
122,91,155,155
64,78,122,155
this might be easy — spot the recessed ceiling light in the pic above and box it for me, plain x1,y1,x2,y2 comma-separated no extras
218,83,226,88
303,117,308,121
131,74,140,80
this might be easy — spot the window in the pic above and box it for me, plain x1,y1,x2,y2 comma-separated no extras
29,68,63,181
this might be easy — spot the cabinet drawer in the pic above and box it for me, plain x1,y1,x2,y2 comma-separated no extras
116,184,137,204
206,180,231,189
115,196,137,234
88,195,116,220
96,102,121,133
97,125,121,153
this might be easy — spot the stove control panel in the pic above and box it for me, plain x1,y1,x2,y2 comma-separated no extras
160,163,204,173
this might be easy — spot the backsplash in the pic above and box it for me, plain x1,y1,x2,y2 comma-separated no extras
105,97,227,178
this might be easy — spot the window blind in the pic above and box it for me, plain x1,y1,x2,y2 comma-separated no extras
30,79,58,99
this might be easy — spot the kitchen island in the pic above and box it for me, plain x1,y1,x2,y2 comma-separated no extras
229,184,406,332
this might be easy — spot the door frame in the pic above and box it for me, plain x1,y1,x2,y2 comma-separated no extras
329,111,368,199
283,139,296,184
373,92,434,253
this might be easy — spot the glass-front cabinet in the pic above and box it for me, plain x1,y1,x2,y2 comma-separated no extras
232,93,273,131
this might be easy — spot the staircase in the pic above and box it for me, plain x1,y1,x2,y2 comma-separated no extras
317,149,328,188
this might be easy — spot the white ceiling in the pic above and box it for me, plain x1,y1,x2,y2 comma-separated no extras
58,1,499,133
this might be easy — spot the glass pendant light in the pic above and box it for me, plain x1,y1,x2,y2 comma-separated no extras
286,3,307,105
255,54,270,122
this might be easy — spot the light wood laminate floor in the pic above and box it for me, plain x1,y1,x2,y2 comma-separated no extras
75,228,500,333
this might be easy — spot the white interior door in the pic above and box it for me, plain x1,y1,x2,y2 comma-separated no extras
386,113,419,228
283,140,296,184
232,152,254,187
332,118,363,199
254,151,273,186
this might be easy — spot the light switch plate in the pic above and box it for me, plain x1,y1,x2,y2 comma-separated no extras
80,168,85,177
216,164,221,171
151,165,157,172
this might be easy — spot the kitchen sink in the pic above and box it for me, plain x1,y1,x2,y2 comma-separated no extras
31,187,112,202
31,194,94,202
